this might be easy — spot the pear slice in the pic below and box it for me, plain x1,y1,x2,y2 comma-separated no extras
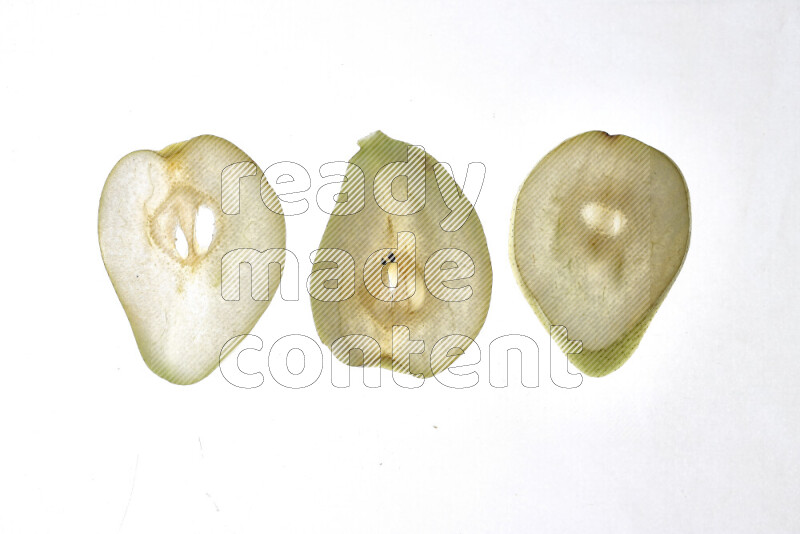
311,131,492,378
98,135,286,385
510,131,690,377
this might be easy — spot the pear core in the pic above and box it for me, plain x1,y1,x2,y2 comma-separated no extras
509,131,690,377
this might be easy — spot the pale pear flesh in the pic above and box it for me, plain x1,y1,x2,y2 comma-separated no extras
311,131,493,378
98,135,286,385
510,131,690,376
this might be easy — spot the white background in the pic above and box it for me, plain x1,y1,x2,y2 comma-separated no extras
1,1,798,532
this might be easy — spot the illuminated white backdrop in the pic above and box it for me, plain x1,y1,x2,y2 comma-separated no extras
0,1,797,532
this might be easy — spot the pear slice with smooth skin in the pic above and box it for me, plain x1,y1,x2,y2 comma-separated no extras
510,131,690,376
311,131,492,378
99,135,286,385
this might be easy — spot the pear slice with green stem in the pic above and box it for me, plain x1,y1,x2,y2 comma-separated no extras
510,131,690,376
311,131,492,378
99,135,286,385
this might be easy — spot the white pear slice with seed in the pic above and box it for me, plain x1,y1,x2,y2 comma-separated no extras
510,131,690,376
311,131,492,377
99,135,285,384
